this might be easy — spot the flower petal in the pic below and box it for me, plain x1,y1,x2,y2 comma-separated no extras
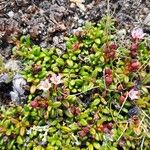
129,89,140,100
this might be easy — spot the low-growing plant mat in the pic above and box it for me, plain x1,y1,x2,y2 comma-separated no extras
0,17,150,150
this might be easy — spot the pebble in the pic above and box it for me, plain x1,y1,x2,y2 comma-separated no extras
5,59,21,72
40,41,48,48
143,7,149,15
117,29,126,39
70,3,76,8
53,36,59,45
144,13,150,26
7,11,14,18
78,19,84,26
128,107,139,116
0,0,150,59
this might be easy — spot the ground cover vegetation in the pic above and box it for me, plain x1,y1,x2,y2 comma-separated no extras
0,17,150,150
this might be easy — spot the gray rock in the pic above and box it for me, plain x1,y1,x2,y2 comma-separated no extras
15,0,30,6
10,74,27,104
0,73,12,83
5,59,21,72
7,11,14,18
117,29,127,40
53,36,59,45
13,74,27,95
144,13,150,26
40,41,47,48
10,91,20,103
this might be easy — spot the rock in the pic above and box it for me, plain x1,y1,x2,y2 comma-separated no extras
70,0,86,11
144,13,150,26
53,36,59,45
70,3,76,8
0,0,149,60
5,59,21,72
128,107,139,116
13,74,26,95
117,29,126,40
57,43,66,51
10,74,27,105
56,23,66,32
15,0,30,6
0,73,12,84
40,41,48,48
78,19,84,26
10,91,20,103
143,7,149,15
7,11,14,18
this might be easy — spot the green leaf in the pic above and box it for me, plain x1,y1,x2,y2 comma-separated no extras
88,144,94,150
65,110,74,118
62,100,70,108
6,129,11,136
67,60,74,67
63,54,69,59
70,80,76,86
124,75,129,83
8,140,15,149
20,127,26,136
92,69,98,78
79,119,88,126
56,58,65,66
141,86,149,94
52,102,61,108
95,39,101,44
31,111,37,117
69,123,79,131
91,98,100,107
17,136,23,145
53,67,60,73
93,142,101,149
33,146,43,150
90,128,96,135
66,95,77,102
82,82,94,92
61,126,71,132
32,45,41,57
49,127,57,133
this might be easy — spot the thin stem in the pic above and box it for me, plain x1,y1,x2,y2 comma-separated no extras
117,122,128,141
105,0,110,45
140,135,145,150
145,86,150,88
72,86,99,96
140,109,150,120
103,70,107,90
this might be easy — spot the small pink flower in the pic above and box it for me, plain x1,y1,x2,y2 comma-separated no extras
131,28,145,40
38,79,51,91
50,74,62,85
31,100,39,108
129,89,140,100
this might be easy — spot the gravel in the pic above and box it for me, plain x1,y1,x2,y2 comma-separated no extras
0,0,149,58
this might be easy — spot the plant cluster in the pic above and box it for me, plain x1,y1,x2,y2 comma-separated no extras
0,17,150,150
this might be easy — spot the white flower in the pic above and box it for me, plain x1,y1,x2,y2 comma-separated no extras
50,74,62,85
131,28,145,40
38,79,51,91
129,89,140,100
